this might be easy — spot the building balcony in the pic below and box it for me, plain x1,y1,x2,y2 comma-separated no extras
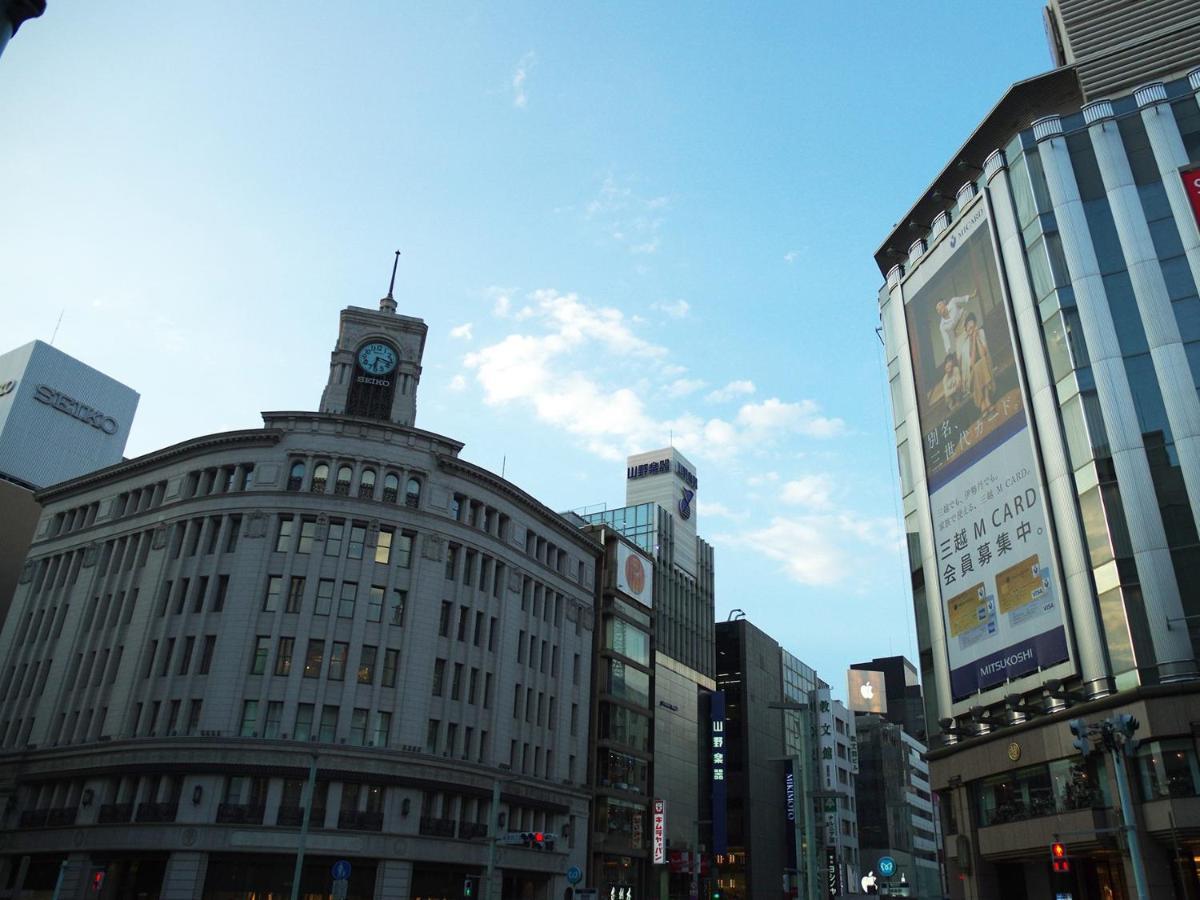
338,809,383,831
276,805,325,827
216,803,266,825
18,809,48,828
419,816,457,838
978,806,1112,859
458,821,488,840
135,801,179,823
98,803,134,824
47,807,78,827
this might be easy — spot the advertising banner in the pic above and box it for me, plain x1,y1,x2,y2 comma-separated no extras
710,691,727,855
1181,166,1200,231
615,541,653,608
905,201,1068,700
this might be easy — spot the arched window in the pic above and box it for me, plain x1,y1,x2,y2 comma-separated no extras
405,477,422,508
358,469,377,500
382,473,399,503
335,465,353,496
287,461,305,492
311,462,329,493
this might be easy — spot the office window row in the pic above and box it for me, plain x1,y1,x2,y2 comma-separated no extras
430,658,494,707
251,636,400,688
156,575,229,617
273,515,415,568
239,699,392,748
286,458,422,508
262,575,405,625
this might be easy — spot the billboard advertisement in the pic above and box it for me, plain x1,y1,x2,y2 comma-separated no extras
615,541,653,608
847,669,887,714
652,799,666,864
905,200,1068,700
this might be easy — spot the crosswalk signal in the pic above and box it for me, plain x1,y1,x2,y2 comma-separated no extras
90,871,106,894
1050,842,1070,873
463,876,474,897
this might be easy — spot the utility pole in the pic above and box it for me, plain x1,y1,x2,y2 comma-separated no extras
483,778,502,900
288,752,319,900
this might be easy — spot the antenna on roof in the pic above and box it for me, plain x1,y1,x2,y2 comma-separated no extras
50,308,64,345
380,250,400,313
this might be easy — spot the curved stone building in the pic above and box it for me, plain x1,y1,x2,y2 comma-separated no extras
0,292,599,900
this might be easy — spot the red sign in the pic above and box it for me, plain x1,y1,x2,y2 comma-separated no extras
1181,167,1200,231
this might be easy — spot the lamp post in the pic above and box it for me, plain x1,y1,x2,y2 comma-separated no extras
288,752,319,900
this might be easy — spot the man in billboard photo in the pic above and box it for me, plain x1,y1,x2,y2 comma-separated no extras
964,311,995,416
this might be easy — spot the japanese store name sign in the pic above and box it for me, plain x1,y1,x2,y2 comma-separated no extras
653,799,666,864
904,200,1069,700
710,691,727,855
1180,166,1200,232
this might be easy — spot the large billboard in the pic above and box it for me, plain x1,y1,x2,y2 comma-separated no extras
905,201,1069,700
615,541,653,608
847,669,887,715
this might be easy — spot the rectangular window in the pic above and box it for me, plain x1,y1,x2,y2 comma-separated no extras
457,606,469,641
264,701,283,739
199,635,216,674
251,636,270,675
186,699,202,735
315,579,334,616
304,640,324,678
382,649,399,688
325,521,345,557
445,544,458,580
375,528,393,564
159,638,175,676
513,683,522,718
275,517,294,553
432,658,446,696
358,645,377,684
468,668,479,705
373,711,391,747
463,550,475,586
213,575,228,612
489,617,497,652
294,703,314,741
263,576,283,612
319,705,338,742
484,673,493,708
286,576,305,614
395,531,414,568
329,642,348,680
446,723,458,756
390,590,406,625
473,612,483,646
573,653,581,685
226,515,242,552
348,524,366,560
239,700,258,737
297,518,317,554
350,708,368,746
425,719,440,754
178,636,195,675
174,578,189,615
451,663,463,701
518,631,526,663
438,601,452,637
367,586,384,622
276,637,294,676
338,582,357,618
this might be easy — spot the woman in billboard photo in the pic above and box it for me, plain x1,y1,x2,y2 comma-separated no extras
941,352,966,411
964,312,995,416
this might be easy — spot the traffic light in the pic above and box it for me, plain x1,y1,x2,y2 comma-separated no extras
1050,842,1070,873
1068,718,1090,757
463,876,474,897
90,871,106,894
520,831,547,849
711,890,722,900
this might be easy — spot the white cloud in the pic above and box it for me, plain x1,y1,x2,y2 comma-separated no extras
780,474,835,509
698,500,746,521
652,298,690,319
667,378,705,397
449,374,467,392
747,471,779,487
784,249,800,263
487,286,514,317
450,322,474,340
720,513,902,587
458,288,848,463
706,379,756,403
585,174,669,255
511,51,535,108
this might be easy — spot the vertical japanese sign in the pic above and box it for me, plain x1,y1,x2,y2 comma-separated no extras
784,760,798,872
1181,166,1200,231
825,848,840,899
905,200,1068,700
653,799,666,864
710,691,727,855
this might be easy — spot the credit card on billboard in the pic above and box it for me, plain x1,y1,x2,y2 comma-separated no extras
997,554,1042,614
947,582,989,638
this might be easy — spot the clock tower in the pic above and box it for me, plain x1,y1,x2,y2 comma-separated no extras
318,275,427,427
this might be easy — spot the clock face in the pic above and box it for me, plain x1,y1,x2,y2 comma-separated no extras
357,342,397,375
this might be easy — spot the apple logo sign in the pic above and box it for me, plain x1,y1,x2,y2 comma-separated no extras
860,681,875,701
861,871,878,892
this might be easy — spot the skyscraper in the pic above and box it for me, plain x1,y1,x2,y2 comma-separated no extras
875,6,1200,897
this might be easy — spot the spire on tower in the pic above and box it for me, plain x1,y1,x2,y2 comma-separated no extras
380,250,400,313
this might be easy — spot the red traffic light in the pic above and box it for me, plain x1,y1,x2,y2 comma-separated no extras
534,832,544,843
1050,842,1070,872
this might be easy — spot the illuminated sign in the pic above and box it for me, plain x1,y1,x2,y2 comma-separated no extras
653,799,666,864
711,691,727,854
847,669,888,714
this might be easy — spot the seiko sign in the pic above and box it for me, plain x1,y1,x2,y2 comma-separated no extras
34,384,120,435
0,380,15,397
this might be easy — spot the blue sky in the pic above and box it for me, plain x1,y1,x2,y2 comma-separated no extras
0,1,1052,698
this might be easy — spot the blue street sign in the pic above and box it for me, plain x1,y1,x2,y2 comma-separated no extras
878,856,896,878
332,860,352,881
566,866,583,885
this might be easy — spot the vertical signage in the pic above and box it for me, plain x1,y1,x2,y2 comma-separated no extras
784,760,798,872
653,799,666,864
904,201,1068,699
825,848,840,899
710,691,727,855
1181,166,1200,231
